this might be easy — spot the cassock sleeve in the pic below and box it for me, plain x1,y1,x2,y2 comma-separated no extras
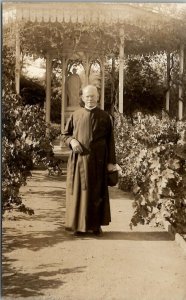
61,114,74,148
107,116,116,164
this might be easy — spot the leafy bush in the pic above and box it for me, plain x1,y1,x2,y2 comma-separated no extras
2,45,62,214
2,88,62,213
114,111,186,233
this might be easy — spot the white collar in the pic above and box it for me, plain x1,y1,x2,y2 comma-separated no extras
85,105,97,110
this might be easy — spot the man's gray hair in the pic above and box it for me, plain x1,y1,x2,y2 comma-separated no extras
82,85,98,96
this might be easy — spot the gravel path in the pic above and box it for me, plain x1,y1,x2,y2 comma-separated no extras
2,170,186,300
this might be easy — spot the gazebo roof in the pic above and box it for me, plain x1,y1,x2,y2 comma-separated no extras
3,2,186,56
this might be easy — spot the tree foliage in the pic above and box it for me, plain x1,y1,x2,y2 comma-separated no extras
20,76,45,106
124,56,165,114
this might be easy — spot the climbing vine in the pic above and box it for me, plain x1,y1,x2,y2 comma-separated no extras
18,22,120,58
4,13,186,61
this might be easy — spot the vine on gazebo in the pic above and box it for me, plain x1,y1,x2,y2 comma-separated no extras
4,15,186,58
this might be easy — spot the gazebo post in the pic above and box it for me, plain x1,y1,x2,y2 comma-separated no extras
166,52,170,112
45,53,52,126
119,28,125,113
178,44,184,120
85,53,89,85
61,56,66,136
15,25,20,94
101,58,105,110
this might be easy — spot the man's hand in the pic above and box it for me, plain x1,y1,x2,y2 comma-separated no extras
70,139,83,154
107,163,122,174
107,163,117,172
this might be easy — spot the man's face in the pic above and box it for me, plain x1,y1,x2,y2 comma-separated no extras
82,87,98,109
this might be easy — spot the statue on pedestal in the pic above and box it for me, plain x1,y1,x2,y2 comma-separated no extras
66,68,82,107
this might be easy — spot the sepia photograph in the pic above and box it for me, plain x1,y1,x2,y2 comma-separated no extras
2,1,186,299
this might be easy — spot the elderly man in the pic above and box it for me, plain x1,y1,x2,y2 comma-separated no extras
62,85,116,235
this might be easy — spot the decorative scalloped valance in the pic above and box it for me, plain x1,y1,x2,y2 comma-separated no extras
3,2,172,28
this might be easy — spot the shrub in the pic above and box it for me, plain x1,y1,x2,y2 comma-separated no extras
2,88,62,213
2,45,62,214
114,111,186,233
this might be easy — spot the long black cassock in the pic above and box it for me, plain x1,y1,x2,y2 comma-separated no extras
62,106,116,232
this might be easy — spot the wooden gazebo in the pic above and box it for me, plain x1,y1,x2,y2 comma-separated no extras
3,2,186,133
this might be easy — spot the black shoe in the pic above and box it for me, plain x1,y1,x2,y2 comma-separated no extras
93,228,103,236
73,231,85,236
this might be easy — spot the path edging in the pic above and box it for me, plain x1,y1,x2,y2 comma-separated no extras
162,218,186,256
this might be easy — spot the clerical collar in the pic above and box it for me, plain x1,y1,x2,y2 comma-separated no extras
85,105,97,111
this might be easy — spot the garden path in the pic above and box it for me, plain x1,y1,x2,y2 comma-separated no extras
2,170,186,300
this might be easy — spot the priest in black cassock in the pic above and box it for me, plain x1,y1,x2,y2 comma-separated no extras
62,85,116,235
